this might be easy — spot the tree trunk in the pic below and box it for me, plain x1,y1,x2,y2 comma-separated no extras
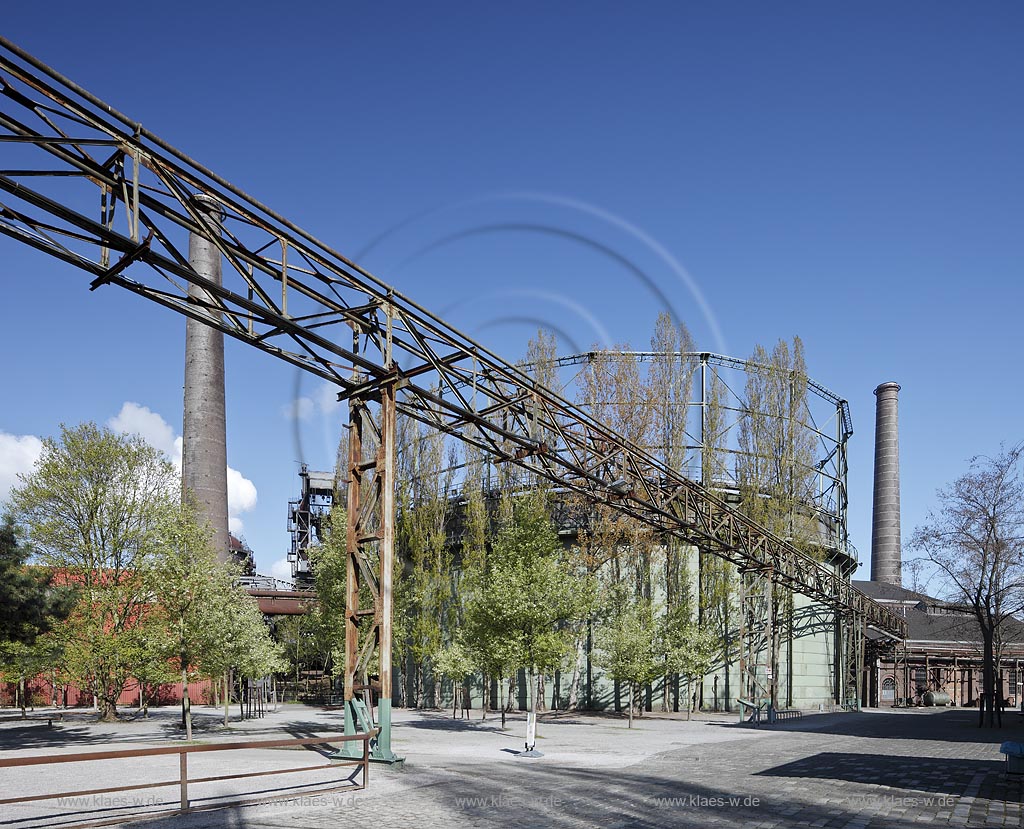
568,634,585,710
527,667,538,747
499,673,507,730
181,666,193,741
18,677,26,719
223,671,231,727
628,682,634,728
981,631,995,727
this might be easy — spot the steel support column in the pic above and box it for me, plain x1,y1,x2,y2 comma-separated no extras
840,610,864,710
739,568,776,722
339,310,401,762
339,383,400,762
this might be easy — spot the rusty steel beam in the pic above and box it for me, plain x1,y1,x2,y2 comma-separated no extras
0,37,906,650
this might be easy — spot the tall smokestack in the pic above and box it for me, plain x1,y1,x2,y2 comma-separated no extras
871,382,901,586
182,194,230,561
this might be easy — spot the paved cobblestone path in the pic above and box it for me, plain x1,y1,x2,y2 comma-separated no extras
126,707,1022,829
3,705,1021,828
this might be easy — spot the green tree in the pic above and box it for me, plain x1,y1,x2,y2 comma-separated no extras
396,411,455,707
147,501,244,740
203,579,287,727
274,611,334,696
736,338,815,711
737,337,816,546
0,518,75,645
0,637,61,718
130,621,178,717
464,492,593,733
648,314,697,710
8,423,179,721
662,610,719,720
305,506,348,677
432,641,475,718
595,596,661,728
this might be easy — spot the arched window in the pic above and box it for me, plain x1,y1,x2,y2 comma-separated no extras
881,677,896,702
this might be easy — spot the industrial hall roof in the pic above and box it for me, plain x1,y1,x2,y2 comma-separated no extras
853,580,1024,652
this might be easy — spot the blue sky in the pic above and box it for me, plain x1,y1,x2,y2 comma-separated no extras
1,3,1022,584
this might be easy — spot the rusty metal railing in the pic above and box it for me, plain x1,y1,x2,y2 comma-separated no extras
0,729,376,828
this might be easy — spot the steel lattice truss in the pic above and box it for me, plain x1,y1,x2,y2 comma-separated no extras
0,38,906,641
520,349,855,561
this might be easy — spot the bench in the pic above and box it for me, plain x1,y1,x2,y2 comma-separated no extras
1000,741,1024,775
736,698,766,726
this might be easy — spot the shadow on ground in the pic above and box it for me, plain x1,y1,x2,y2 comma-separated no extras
0,723,114,750
767,708,1024,744
757,750,1001,792
123,750,1022,829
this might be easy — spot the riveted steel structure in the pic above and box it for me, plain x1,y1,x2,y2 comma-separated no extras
515,349,860,713
0,39,904,744
287,465,336,588
530,350,855,562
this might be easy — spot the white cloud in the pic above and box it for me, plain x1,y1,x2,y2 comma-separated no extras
271,557,294,584
109,402,257,533
283,382,342,421
314,382,342,416
108,402,178,460
0,432,43,506
227,467,258,519
282,396,315,421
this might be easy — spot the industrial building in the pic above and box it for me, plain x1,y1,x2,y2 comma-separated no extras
858,382,1024,709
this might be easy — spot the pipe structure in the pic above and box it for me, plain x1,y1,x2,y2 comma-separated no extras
182,194,230,561
870,382,902,586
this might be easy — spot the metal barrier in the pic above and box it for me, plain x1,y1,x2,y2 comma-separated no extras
0,729,376,828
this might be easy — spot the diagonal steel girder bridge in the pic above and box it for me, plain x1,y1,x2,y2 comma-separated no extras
0,38,905,755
